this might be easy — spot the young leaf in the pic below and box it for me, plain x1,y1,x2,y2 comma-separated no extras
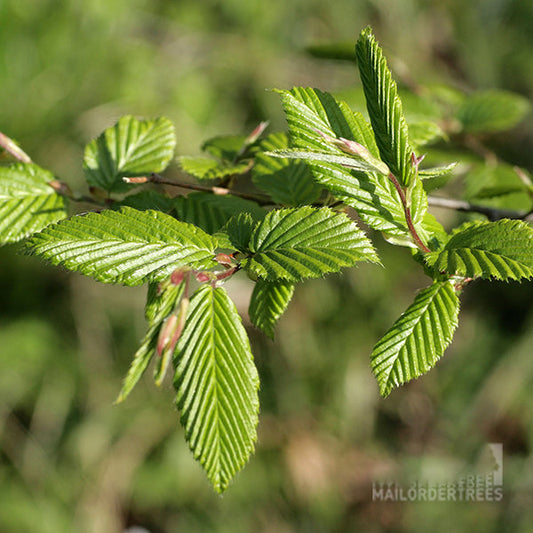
457,90,530,134
174,192,265,235
277,86,429,245
425,219,533,281
249,280,295,339
117,281,184,403
27,207,217,286
371,281,460,397
243,206,379,281
83,116,176,193
253,132,321,206
174,284,259,493
356,28,416,188
0,163,67,243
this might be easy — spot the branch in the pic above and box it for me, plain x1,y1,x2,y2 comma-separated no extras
124,173,273,206
428,195,533,221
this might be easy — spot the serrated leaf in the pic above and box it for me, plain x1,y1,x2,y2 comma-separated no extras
356,28,416,188
202,135,247,161
243,206,378,281
419,162,457,180
371,281,460,397
253,132,321,206
277,86,429,245
457,90,530,134
174,284,259,493
174,192,265,235
177,156,251,181
27,207,217,286
221,213,257,253
425,219,533,281
117,281,183,403
0,163,67,243
83,116,176,193
249,280,295,338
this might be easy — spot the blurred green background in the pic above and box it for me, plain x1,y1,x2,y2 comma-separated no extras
1,0,533,531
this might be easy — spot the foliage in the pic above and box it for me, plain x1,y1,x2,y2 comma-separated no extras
1,25,532,496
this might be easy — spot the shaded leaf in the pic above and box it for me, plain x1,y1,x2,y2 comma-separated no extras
118,190,174,212
253,132,321,206
371,281,460,397
174,192,265,235
174,285,259,493
177,156,251,181
202,135,247,161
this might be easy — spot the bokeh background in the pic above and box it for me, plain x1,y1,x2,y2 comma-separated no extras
1,1,533,531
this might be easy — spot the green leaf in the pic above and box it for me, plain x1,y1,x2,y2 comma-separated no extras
118,190,174,212
253,132,321,206
243,206,378,281
457,90,530,134
371,281,460,397
83,116,176,193
174,284,259,493
425,219,533,281
202,134,247,161
356,27,416,188
174,192,265,235
277,86,429,245
221,213,257,253
408,121,445,150
249,280,295,339
27,207,216,286
177,156,251,181
117,281,183,403
0,163,67,243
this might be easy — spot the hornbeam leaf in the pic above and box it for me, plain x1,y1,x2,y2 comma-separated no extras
244,206,379,281
117,282,183,403
371,281,460,397
174,285,259,493
0,163,67,243
174,192,265,235
84,116,176,193
249,280,295,339
356,28,416,188
27,207,217,286
277,87,429,244
253,132,321,206
177,157,252,181
425,219,533,281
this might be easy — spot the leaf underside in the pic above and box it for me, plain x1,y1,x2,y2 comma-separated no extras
174,285,259,493
371,281,460,397
27,207,216,286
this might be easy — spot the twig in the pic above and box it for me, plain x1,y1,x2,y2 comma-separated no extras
0,131,32,163
387,173,431,253
124,173,274,206
427,195,533,221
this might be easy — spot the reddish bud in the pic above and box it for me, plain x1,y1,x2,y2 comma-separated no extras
214,253,234,267
122,176,149,184
48,180,72,196
195,272,213,283
245,121,269,145
170,268,187,286
156,314,178,357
